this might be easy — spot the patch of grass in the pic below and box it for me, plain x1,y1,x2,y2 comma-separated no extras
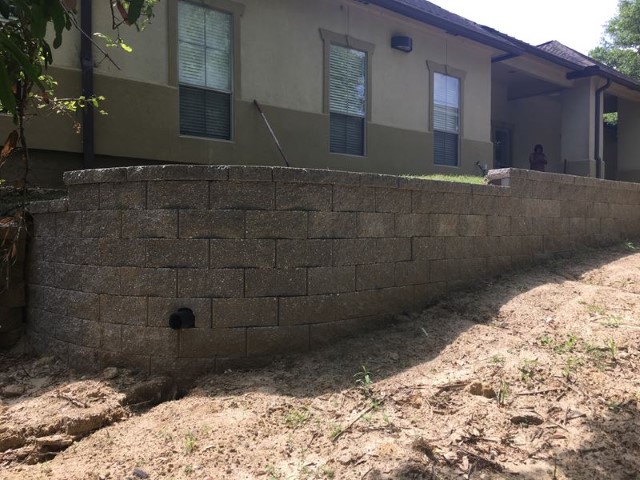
490,354,505,365
583,303,607,316
497,380,509,406
602,315,621,328
623,240,639,251
554,334,578,354
284,407,311,429
354,365,373,398
320,464,336,479
404,174,486,185
329,424,343,440
518,358,539,384
539,335,553,347
183,432,197,455
563,356,583,378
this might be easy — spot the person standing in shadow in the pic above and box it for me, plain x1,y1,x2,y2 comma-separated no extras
529,144,548,172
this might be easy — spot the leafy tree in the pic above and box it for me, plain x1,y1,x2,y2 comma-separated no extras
590,0,640,80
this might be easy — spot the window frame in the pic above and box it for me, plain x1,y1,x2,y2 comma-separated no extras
169,0,244,142
428,61,465,168
320,29,375,157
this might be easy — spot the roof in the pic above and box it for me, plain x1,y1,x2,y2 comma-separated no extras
367,0,640,91
365,0,522,54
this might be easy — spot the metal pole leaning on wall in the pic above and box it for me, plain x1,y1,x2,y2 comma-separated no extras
253,100,291,168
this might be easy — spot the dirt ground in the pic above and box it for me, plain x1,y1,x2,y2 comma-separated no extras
1,244,640,480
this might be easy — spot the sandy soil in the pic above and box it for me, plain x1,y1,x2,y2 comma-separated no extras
1,244,640,480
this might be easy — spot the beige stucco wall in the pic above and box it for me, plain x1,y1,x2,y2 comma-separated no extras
0,0,496,181
617,98,640,181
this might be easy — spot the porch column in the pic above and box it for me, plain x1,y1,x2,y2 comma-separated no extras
617,98,640,182
561,78,598,177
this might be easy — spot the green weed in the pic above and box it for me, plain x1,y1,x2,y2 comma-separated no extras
518,358,539,384
284,407,311,429
354,365,373,398
554,334,578,353
183,432,197,455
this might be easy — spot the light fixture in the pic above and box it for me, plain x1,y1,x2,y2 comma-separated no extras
391,35,413,53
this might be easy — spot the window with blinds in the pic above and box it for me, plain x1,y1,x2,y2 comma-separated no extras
178,1,232,140
433,72,460,166
329,44,367,156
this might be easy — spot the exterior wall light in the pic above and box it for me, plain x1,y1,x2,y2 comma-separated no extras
169,308,196,330
391,35,413,53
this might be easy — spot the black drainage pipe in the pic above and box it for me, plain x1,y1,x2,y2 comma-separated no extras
169,308,196,330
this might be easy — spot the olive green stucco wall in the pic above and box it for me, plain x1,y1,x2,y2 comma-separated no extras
0,0,497,183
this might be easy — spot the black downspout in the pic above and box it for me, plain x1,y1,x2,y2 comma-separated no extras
80,0,94,169
594,79,611,179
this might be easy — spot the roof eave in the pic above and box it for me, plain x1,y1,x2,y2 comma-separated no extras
366,0,522,55
567,66,640,92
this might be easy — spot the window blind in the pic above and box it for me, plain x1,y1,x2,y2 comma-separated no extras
178,1,232,140
433,72,460,166
329,44,366,156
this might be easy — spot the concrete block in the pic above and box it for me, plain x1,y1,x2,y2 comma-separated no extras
56,264,120,294
245,268,307,297
100,182,146,210
99,295,147,325
26,260,56,287
82,210,121,238
273,167,360,186
395,214,430,237
412,237,446,260
147,181,208,209
333,186,376,212
308,266,355,295
279,295,336,325
530,217,555,236
32,213,56,237
179,327,246,358
357,212,394,237
395,260,429,285
120,267,176,297
99,239,146,267
431,214,459,237
56,211,82,238
99,323,122,352
360,173,399,188
375,188,411,213
148,297,212,328
65,290,100,321
177,269,244,298
471,194,499,215
213,297,278,328
413,192,471,214
67,184,100,211
210,239,275,268
211,181,274,210
487,216,510,236
179,210,245,239
414,282,447,309
276,239,332,267
276,183,332,211
458,215,487,237
308,212,357,238
495,236,522,256
146,239,209,268
333,238,378,265
430,259,461,282
47,237,99,265
227,165,273,182
127,165,228,181
122,210,178,239
100,351,150,374
121,325,178,357
245,211,307,239
356,263,395,290
377,238,412,262
309,317,379,346
246,325,309,356
68,346,100,372
486,256,512,276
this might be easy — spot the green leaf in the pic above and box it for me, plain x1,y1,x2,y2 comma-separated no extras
0,65,16,117
0,33,45,90
30,5,47,39
51,3,67,49
127,0,144,25
119,41,133,53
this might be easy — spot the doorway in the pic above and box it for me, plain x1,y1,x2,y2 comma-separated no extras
493,127,512,169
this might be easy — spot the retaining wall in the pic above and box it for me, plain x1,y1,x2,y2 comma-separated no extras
25,166,640,376
0,222,26,349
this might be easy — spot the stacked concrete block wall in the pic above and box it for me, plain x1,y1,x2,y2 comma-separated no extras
25,166,640,376
0,222,27,349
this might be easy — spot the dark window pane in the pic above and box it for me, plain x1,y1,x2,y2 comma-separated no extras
434,131,459,166
330,113,364,156
180,85,231,140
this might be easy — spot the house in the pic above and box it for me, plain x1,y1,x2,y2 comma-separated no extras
3,0,640,185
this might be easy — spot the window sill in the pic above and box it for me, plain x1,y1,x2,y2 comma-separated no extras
179,134,235,145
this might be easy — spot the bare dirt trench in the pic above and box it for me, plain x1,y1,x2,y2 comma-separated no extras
2,244,640,480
